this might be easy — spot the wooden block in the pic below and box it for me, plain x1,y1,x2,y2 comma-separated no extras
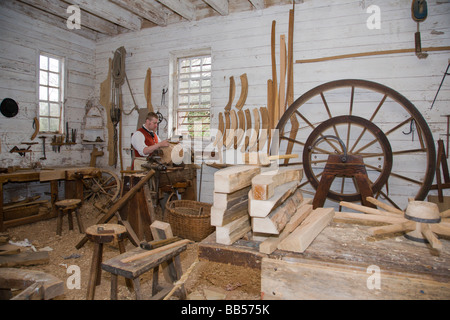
0,251,49,267
216,214,251,245
252,167,302,200
211,200,248,227
277,207,335,253
259,201,313,254
252,189,303,234
214,165,261,194
213,186,250,210
0,268,64,300
249,181,299,217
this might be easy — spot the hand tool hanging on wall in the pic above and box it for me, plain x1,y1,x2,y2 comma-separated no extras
411,0,428,59
111,46,126,169
38,136,47,160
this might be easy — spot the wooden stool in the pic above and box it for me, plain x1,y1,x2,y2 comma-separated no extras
55,199,84,236
85,224,131,300
101,242,188,300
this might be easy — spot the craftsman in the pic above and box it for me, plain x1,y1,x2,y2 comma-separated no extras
131,112,169,170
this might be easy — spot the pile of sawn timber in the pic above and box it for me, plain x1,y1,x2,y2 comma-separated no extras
210,165,335,254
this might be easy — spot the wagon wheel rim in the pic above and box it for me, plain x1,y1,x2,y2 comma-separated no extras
276,79,436,210
82,169,121,206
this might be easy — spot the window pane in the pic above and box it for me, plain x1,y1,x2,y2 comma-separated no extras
39,102,49,116
49,118,60,131
203,57,211,65
49,88,59,102
39,118,49,131
50,103,60,117
49,72,59,87
40,55,48,70
49,58,59,72
39,86,48,100
40,71,48,85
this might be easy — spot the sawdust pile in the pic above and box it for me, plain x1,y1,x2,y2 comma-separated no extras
4,200,261,300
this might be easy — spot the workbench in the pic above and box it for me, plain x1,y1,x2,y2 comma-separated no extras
199,221,450,299
0,167,95,231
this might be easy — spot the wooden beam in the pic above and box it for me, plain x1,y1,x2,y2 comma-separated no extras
251,166,302,201
65,0,142,31
252,189,303,234
203,0,228,15
157,0,195,21
17,0,119,35
75,170,155,249
249,181,299,218
216,214,251,245
214,165,261,194
277,207,335,253
0,268,64,300
296,46,450,64
111,0,167,26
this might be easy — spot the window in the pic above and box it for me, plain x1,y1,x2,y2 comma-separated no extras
39,53,64,133
175,54,211,138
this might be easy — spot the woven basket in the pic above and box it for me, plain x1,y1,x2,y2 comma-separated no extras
166,200,214,242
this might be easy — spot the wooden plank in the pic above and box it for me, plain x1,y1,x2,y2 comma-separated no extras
261,257,450,300
214,165,260,194
211,198,248,227
277,207,335,253
75,170,155,249
252,189,303,234
216,214,251,245
259,202,312,255
251,167,302,200
0,251,49,267
0,268,64,300
249,181,299,217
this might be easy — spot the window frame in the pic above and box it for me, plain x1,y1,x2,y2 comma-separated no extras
169,48,212,141
38,52,65,134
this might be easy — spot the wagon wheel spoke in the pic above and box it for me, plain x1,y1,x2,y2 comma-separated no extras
276,79,435,210
82,169,121,208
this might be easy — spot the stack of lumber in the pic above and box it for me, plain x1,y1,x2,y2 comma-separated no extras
211,165,335,253
211,165,259,245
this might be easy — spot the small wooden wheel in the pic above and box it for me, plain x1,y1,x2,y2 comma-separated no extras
276,79,436,210
82,169,121,205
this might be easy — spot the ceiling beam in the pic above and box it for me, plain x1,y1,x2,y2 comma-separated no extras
203,0,228,16
157,0,195,21
64,0,142,31
249,0,264,10
17,0,119,35
110,0,167,27
2,0,97,40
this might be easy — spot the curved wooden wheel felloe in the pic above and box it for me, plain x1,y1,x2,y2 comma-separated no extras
276,79,436,210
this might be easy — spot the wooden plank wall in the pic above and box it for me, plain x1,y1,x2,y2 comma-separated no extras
0,1,448,206
94,0,450,205
0,1,96,201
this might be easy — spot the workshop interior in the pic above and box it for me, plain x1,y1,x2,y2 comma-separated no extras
0,0,449,301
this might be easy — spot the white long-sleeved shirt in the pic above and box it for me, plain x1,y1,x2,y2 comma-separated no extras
131,129,160,157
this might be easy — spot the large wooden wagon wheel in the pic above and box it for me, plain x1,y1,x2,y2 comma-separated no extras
276,79,436,210
82,169,121,207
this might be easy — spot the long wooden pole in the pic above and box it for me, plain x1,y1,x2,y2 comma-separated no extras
75,170,155,249
120,239,190,263
296,46,450,64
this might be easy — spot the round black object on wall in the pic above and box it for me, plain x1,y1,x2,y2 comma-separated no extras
0,98,19,118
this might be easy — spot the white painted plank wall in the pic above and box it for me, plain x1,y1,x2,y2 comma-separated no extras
94,0,449,205
0,1,448,206
0,2,96,201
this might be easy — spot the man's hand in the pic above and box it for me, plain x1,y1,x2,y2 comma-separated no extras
159,139,170,148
